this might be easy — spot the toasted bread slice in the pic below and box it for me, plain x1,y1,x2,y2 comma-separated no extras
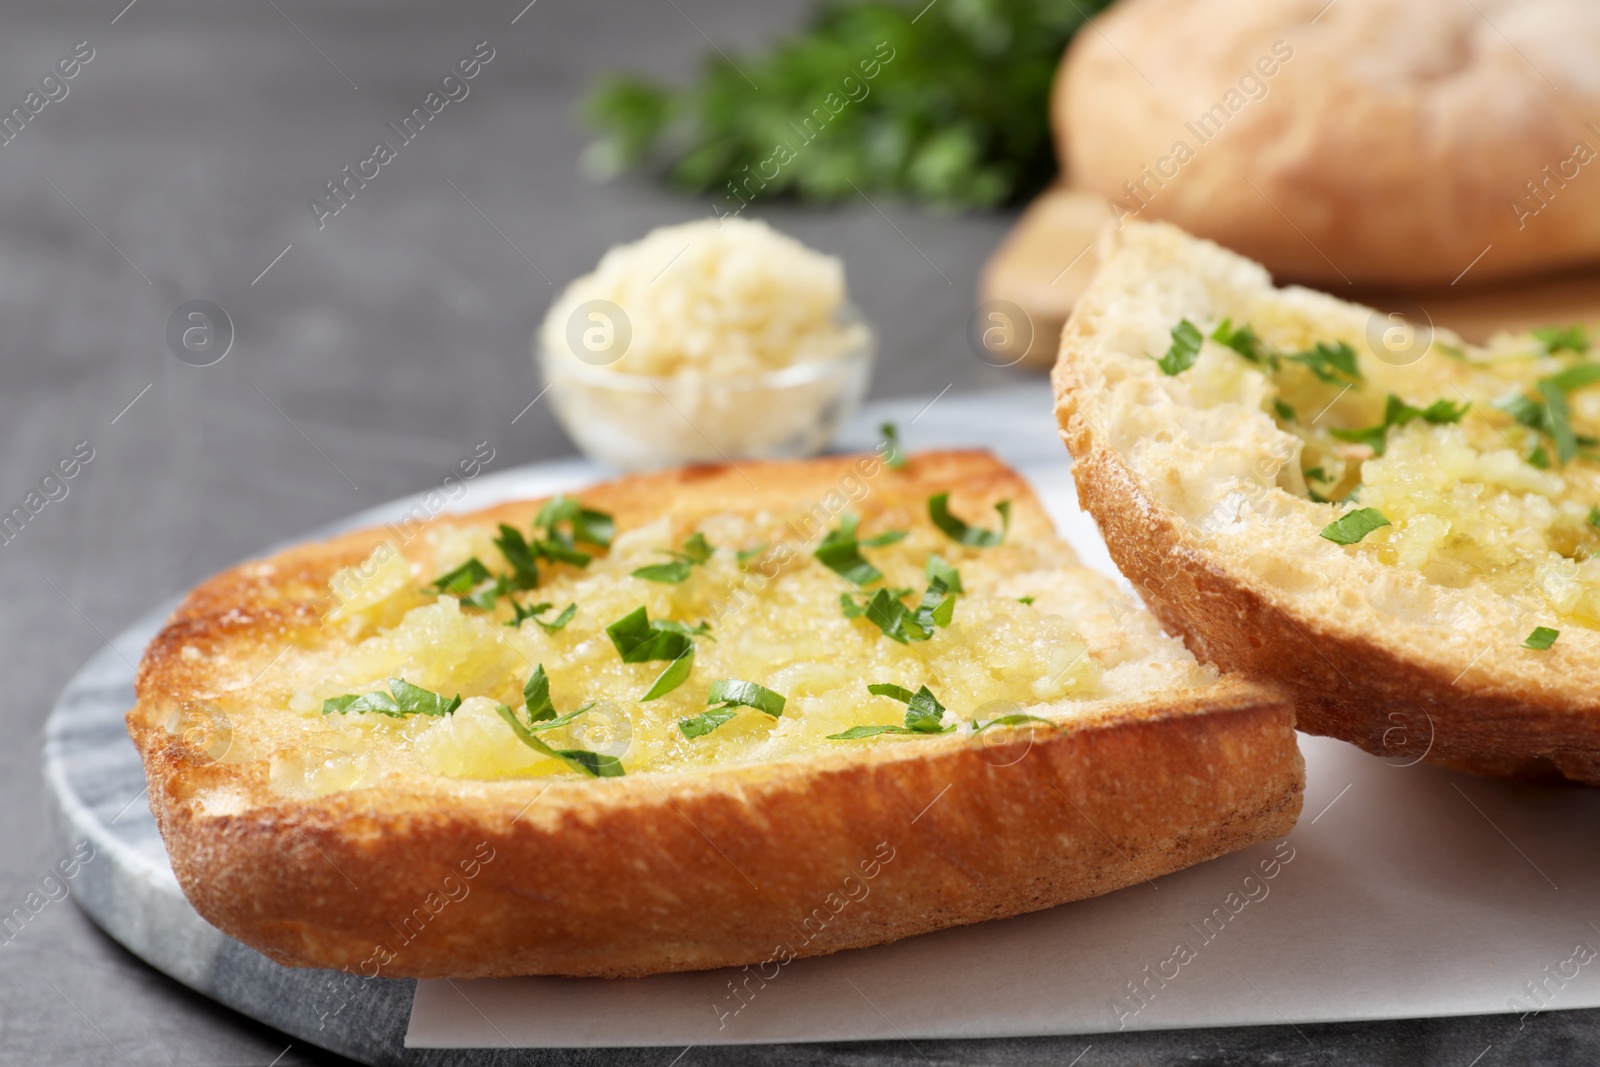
1055,222,1600,785
128,450,1300,978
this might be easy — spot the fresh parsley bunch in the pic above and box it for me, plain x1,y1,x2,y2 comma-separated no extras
582,0,1112,210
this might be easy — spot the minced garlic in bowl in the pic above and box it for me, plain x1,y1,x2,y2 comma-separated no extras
538,218,872,470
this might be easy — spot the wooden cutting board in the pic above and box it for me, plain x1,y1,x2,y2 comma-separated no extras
982,187,1600,369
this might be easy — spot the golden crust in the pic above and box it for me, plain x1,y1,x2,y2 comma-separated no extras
1053,232,1600,785
128,450,1303,978
1056,0,1600,288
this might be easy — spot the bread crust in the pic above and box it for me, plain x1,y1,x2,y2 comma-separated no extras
128,451,1303,978
1057,0,1600,288
1054,229,1600,785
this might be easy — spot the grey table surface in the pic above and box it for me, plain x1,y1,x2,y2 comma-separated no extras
2,1,1596,1064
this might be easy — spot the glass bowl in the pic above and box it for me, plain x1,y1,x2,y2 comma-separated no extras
537,307,874,472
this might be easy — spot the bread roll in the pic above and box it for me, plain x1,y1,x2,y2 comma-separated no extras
1057,0,1600,287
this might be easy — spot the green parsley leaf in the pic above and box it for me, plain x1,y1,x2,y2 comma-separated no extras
322,678,462,718
677,706,738,739
1588,506,1600,528
706,678,787,717
496,670,622,778
1540,379,1578,465
860,529,908,547
1273,399,1297,422
971,712,1060,734
632,560,693,583
815,514,885,586
1304,467,1328,482
508,600,577,632
535,496,615,548
493,525,541,590
881,421,908,469
535,538,593,567
1320,507,1391,545
928,493,1010,547
582,0,1113,211
1533,325,1589,355
830,682,955,739
1017,596,1035,605
1523,626,1559,651
604,606,700,701
680,678,787,736
1155,319,1204,376
1546,362,1600,392
1287,340,1362,385
1530,445,1551,469
633,531,715,582
1329,393,1469,456
925,553,964,594
736,544,767,566
641,646,695,701
429,558,493,597
1212,318,1271,365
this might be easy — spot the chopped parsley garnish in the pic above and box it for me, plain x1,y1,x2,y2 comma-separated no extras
736,544,767,566
1304,467,1328,482
1287,340,1362,386
429,558,493,597
1212,318,1273,366
1328,393,1468,456
1320,507,1390,545
881,421,908,469
971,712,1060,734
1273,399,1297,422
508,600,577,632
1589,506,1600,528
925,553,963,593
1495,364,1600,466
535,495,614,549
679,679,786,738
496,665,623,777
323,678,461,718
828,683,954,739
493,525,542,590
1533,325,1589,355
633,531,715,583
1155,318,1204,376
815,513,900,586
845,576,956,644
605,606,701,701
928,493,1010,547
1523,626,1559,650
1017,596,1035,605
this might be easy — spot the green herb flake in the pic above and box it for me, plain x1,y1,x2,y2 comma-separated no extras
1212,318,1271,365
1273,399,1297,422
1155,319,1204,376
736,544,767,566
679,679,787,738
815,513,886,586
604,606,701,701
322,678,462,718
1588,506,1600,528
830,683,955,739
1523,626,1559,651
971,712,1060,735
1319,507,1391,545
925,553,964,594
1329,393,1469,456
1533,325,1589,355
429,558,493,597
632,560,693,583
508,600,577,632
1017,596,1035,605
1287,340,1362,386
928,493,1010,547
880,421,908,469
535,495,615,548
496,666,622,777
493,525,541,590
